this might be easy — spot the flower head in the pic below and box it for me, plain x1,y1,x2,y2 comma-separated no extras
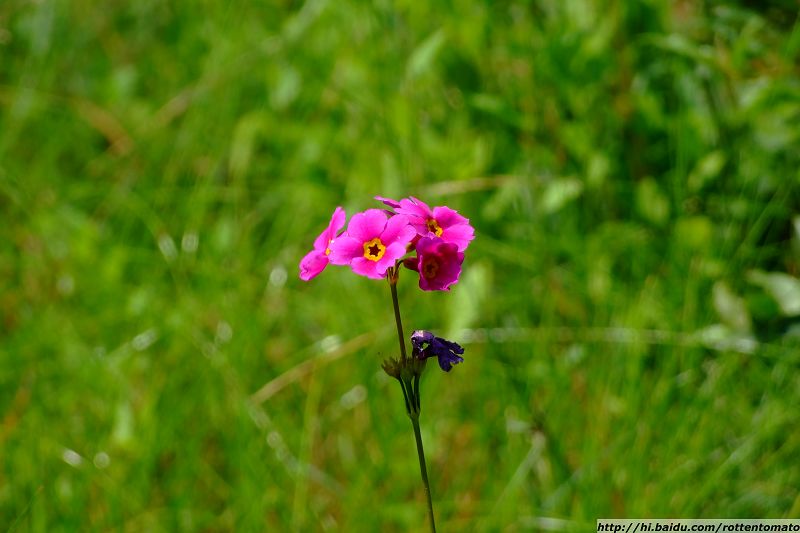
329,209,416,279
394,197,474,252
411,330,464,372
414,237,464,291
299,206,346,281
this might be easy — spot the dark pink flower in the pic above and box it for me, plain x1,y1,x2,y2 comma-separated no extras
394,197,474,252
329,209,416,279
299,207,347,281
415,237,464,291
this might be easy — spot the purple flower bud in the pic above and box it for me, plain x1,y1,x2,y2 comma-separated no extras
411,330,464,372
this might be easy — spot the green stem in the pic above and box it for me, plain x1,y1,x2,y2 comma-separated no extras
411,416,436,533
387,266,436,532
413,373,421,412
398,377,412,415
389,273,408,362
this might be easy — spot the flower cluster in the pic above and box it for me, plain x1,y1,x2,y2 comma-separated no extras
299,196,474,291
299,195,471,529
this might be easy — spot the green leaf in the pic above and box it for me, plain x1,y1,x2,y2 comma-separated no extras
406,29,446,80
540,178,583,215
636,178,670,226
688,151,726,192
712,281,751,332
746,270,800,316
674,216,713,251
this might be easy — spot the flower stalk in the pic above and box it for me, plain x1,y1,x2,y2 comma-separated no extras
411,415,436,533
387,269,436,533
388,267,408,363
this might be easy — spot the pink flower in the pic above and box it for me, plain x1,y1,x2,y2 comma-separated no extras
414,237,464,291
299,207,346,281
393,197,474,252
329,209,416,279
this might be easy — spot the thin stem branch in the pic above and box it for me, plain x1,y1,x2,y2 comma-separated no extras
387,265,436,532
413,373,421,412
389,272,408,362
398,378,412,415
411,417,436,533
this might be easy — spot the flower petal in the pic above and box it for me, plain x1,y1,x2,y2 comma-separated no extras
414,236,436,255
380,214,414,246
408,197,433,215
329,206,346,234
350,257,384,279
328,235,363,264
374,196,401,209
437,250,464,288
411,330,435,347
440,224,475,251
299,250,328,281
347,209,388,242
432,206,468,228
396,197,432,220
313,206,347,251
373,241,407,273
437,351,464,372
432,336,464,356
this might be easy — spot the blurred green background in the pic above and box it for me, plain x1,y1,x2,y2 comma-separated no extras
2,0,800,531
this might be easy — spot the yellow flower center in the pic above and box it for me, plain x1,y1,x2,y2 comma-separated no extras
422,258,439,279
426,219,443,237
325,240,333,256
363,238,386,262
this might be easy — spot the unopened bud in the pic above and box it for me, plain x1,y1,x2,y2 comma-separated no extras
402,257,419,272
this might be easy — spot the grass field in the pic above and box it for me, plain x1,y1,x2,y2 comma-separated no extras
2,1,800,531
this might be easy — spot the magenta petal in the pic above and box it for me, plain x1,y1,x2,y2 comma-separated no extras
414,236,436,255
375,196,401,209
374,255,397,275
408,221,430,237
438,251,464,288
313,206,347,251
380,214,413,245
432,206,468,229
330,206,346,234
441,224,475,251
419,264,450,290
347,209,388,242
420,279,445,291
312,231,328,252
369,241,407,277
328,235,363,264
351,257,384,279
398,222,418,244
409,197,433,215
376,241,407,270
299,250,329,281
397,198,432,220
